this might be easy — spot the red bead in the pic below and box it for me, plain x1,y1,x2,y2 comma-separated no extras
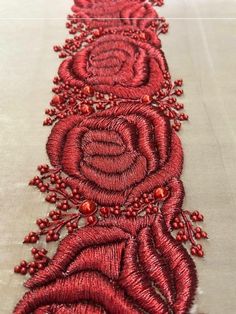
87,215,96,225
176,235,182,241
82,85,94,96
38,263,44,270
80,104,95,115
172,222,178,229
20,260,27,267
29,267,35,275
14,266,21,273
197,250,204,257
142,95,152,103
51,95,61,105
53,233,59,241
182,234,188,241
20,267,27,275
100,207,109,216
79,200,97,216
198,214,204,221
201,231,208,238
154,187,170,201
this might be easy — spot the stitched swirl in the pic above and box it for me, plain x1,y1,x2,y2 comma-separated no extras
59,33,167,99
46,103,183,206
72,0,158,30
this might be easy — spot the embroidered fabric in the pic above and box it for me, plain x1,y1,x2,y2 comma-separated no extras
13,1,207,313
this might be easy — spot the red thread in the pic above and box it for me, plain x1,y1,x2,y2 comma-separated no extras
58,32,167,99
72,0,159,30
46,103,183,206
13,0,207,312
14,215,197,314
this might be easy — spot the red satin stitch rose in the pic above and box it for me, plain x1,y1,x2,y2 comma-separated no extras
46,103,183,206
72,0,158,30
14,215,197,314
58,32,167,99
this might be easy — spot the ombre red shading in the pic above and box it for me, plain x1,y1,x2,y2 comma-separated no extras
72,0,159,30
46,103,183,206
58,32,167,99
14,215,197,314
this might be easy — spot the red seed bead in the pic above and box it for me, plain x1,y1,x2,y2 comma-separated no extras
41,248,47,255
176,235,182,241
198,214,204,221
79,200,97,216
20,267,27,275
195,227,202,233
201,231,208,238
34,253,40,260
53,233,59,241
46,235,52,242
142,95,152,103
31,248,38,255
38,263,44,270
153,207,158,213
82,85,93,96
20,260,27,267
191,215,198,222
29,267,35,275
24,236,30,243
14,266,21,273
182,234,188,241
87,215,96,225
80,104,95,115
197,250,204,257
51,95,61,105
100,207,109,215
67,226,74,233
172,222,179,229
154,187,170,201
196,244,202,250
191,247,197,255
174,217,180,223
195,232,202,239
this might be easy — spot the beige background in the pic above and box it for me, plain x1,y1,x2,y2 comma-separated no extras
0,0,236,313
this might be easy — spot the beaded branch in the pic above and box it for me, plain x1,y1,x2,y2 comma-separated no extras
13,0,208,313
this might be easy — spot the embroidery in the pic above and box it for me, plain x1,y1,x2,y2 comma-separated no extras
58,32,167,99
14,216,197,313
13,0,208,313
46,103,182,206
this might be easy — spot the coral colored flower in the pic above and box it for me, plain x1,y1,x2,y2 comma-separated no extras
46,103,183,206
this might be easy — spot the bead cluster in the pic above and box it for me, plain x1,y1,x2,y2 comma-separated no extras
15,160,208,275
172,210,208,258
24,166,172,245
44,73,187,131
41,10,187,131
14,248,50,276
14,0,207,282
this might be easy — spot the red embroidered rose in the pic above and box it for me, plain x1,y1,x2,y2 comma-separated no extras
46,103,183,206
72,0,158,30
14,215,197,314
58,32,167,99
